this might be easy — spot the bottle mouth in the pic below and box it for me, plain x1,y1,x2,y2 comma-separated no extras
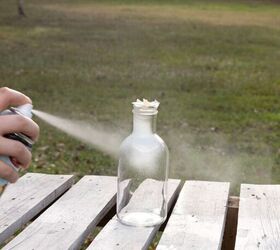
132,99,159,115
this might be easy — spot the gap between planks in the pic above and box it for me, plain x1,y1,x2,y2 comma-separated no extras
2,175,117,250
1,174,242,250
157,181,230,250
87,179,182,250
0,173,74,245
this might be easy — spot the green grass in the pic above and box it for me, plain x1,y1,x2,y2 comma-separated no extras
0,0,279,193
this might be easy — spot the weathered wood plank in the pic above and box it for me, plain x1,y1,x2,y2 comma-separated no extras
0,173,74,244
3,175,117,250
87,179,182,250
235,184,280,249
157,181,230,250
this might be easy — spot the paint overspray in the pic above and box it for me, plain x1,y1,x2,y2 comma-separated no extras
32,110,124,159
0,106,271,197
32,109,273,190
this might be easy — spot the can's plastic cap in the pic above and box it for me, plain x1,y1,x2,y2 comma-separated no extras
17,104,33,118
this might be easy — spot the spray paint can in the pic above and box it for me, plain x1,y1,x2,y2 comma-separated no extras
0,104,34,186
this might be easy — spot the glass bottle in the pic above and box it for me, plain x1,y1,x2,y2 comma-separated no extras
117,99,169,227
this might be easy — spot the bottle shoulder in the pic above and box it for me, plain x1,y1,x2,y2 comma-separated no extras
120,133,168,153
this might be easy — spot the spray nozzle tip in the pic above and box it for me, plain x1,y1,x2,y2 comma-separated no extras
16,104,33,118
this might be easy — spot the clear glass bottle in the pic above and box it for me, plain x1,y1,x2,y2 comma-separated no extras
117,99,169,227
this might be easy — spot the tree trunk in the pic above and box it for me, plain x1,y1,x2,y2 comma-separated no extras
18,0,26,17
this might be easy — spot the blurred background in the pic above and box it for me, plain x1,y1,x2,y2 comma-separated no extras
1,0,279,194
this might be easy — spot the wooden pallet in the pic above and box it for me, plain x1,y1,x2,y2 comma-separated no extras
0,173,277,249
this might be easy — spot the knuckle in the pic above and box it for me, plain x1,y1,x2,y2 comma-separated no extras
33,122,40,139
22,151,32,169
0,87,11,106
0,87,10,94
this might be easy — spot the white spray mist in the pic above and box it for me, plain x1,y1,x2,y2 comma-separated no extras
32,110,274,193
32,110,124,158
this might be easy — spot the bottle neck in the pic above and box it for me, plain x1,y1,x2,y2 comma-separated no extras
132,112,156,135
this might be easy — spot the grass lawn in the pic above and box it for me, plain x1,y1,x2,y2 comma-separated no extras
0,0,279,195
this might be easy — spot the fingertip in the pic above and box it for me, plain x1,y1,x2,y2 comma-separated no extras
0,87,32,111
0,160,19,183
25,96,32,104
30,120,40,142
9,174,19,183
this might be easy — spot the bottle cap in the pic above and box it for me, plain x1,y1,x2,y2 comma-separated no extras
132,99,159,115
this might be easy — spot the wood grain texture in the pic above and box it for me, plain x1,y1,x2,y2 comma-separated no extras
3,175,117,250
87,179,182,250
235,184,280,250
157,181,230,250
0,173,74,244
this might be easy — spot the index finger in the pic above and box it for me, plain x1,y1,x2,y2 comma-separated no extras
0,87,32,111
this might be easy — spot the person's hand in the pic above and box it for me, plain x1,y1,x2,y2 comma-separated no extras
0,87,39,183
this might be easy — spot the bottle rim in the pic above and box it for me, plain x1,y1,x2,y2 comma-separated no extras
132,108,158,116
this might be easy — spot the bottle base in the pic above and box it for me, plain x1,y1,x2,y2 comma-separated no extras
117,212,165,227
